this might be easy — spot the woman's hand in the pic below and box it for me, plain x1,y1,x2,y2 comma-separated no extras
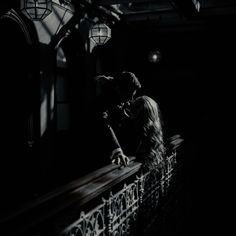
110,148,130,167
112,153,130,167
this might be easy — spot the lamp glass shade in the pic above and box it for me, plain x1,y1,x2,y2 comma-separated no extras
89,23,111,46
20,0,52,21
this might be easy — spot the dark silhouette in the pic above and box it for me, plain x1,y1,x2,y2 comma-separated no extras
125,95,166,173
84,71,141,170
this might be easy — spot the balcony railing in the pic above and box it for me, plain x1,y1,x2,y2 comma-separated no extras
1,150,182,236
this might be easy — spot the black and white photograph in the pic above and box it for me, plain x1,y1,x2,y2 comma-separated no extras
0,1,234,235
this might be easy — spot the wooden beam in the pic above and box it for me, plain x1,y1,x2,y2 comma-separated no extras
93,0,159,5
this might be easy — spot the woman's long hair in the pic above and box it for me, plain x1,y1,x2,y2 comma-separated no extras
130,96,166,172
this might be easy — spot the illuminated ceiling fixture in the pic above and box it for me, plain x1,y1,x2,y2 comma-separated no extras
89,23,111,46
20,0,52,21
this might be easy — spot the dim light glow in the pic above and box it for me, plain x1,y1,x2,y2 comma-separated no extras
148,50,162,63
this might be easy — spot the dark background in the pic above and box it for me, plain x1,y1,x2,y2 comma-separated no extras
97,14,234,235
0,1,234,235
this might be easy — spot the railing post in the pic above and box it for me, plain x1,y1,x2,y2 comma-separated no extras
105,192,113,236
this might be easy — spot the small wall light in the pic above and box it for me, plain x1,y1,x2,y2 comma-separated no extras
148,50,162,63
89,23,111,46
20,0,52,21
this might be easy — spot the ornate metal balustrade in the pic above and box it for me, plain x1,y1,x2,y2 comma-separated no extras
59,152,178,236
1,150,181,236
61,203,106,236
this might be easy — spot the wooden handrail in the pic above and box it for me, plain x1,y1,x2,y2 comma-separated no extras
0,157,141,236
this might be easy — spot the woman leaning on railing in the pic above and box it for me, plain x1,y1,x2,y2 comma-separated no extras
111,95,169,178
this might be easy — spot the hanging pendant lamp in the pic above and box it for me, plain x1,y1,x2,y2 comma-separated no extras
20,0,52,21
89,23,111,46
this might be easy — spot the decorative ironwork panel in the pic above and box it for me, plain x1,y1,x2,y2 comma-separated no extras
61,202,106,236
139,169,161,205
164,152,177,192
137,169,162,231
107,181,139,236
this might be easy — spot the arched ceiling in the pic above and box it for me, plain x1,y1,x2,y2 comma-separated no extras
60,0,236,31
